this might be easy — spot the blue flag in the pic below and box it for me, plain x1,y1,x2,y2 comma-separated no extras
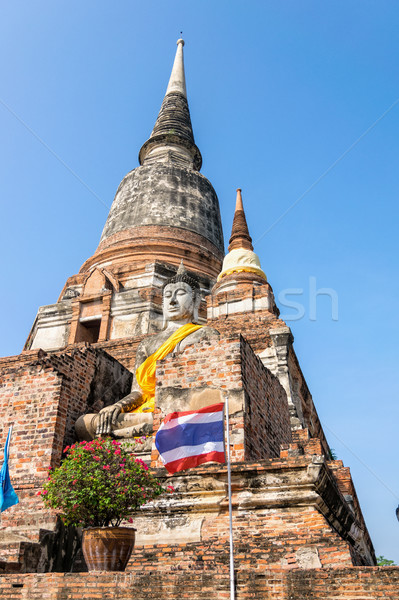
0,426,19,512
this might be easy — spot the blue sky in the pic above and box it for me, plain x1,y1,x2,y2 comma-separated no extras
1,1,398,563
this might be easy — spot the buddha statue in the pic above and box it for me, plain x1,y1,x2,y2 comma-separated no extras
75,263,219,440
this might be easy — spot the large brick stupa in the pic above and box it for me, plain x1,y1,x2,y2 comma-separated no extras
0,39,397,600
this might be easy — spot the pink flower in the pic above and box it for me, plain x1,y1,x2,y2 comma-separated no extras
135,458,148,470
72,480,77,485
114,449,121,455
63,446,70,453
42,490,48,496
128,518,133,524
167,485,175,493
37,491,42,496
103,465,110,470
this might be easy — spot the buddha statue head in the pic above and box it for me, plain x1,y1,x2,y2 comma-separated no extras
162,262,201,325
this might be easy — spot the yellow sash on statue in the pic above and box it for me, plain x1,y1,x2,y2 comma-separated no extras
133,323,203,413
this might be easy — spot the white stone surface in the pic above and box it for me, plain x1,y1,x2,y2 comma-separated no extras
110,289,162,339
29,302,72,350
218,248,266,281
31,324,68,351
111,315,140,339
207,294,271,319
295,546,322,569
135,516,203,546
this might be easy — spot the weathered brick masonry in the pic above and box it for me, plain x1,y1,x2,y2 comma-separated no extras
1,336,375,578
0,346,131,567
151,336,292,465
124,444,375,579
0,567,398,600
207,278,331,457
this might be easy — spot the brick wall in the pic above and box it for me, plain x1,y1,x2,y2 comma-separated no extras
287,348,330,456
168,508,353,570
327,459,374,564
81,223,223,281
207,278,333,462
0,318,377,580
240,337,291,460
209,307,285,355
131,504,353,572
0,346,131,478
1,355,65,486
93,337,142,371
285,566,399,599
0,346,131,541
152,335,291,465
132,456,371,567
1,566,397,599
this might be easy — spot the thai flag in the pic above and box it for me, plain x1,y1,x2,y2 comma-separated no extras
155,402,226,474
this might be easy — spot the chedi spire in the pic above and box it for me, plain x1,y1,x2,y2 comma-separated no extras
228,189,254,252
139,38,202,170
79,38,224,282
218,189,266,281
165,38,187,97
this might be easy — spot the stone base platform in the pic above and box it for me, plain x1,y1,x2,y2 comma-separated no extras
0,454,376,574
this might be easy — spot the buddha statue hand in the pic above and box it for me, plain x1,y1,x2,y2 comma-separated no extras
96,391,143,436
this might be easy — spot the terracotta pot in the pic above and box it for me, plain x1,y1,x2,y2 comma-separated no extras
82,526,136,571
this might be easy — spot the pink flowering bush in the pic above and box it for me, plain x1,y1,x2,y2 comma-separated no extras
40,438,165,527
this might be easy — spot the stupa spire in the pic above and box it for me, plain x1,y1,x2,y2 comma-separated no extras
165,38,187,97
139,38,202,170
218,188,266,282
228,189,254,252
79,38,223,284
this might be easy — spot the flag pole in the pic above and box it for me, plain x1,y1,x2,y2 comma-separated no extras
225,395,235,600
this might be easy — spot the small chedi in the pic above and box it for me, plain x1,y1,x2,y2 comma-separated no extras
0,38,398,600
